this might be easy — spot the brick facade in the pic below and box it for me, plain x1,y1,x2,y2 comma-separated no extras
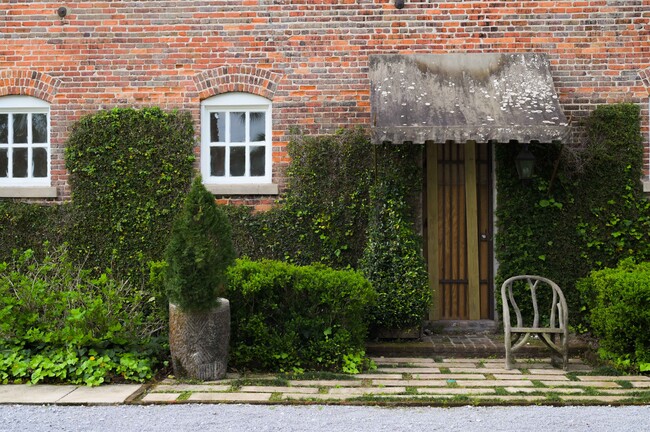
2,1,649,204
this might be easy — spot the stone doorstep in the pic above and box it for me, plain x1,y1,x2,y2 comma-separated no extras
576,376,650,382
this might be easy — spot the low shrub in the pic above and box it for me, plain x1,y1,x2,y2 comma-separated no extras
578,259,650,373
0,245,165,385
226,258,375,373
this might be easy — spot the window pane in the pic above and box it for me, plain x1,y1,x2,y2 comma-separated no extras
32,113,47,144
0,114,7,144
210,112,226,143
0,148,7,177
33,147,47,177
210,146,225,177
250,112,266,142
230,146,245,176
250,146,265,177
13,114,28,144
230,112,246,142
13,147,27,177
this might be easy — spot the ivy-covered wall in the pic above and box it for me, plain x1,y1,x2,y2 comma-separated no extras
495,103,646,322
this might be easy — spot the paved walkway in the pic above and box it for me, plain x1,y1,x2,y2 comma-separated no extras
0,336,648,406
140,357,650,406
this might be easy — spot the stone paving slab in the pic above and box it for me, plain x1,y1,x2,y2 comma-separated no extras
289,380,363,387
540,381,622,388
0,385,77,404
410,374,487,380
282,393,356,401
376,367,441,374
355,374,403,379
371,379,448,387
448,368,520,374
472,395,547,402
187,392,272,402
504,387,584,394
559,395,633,403
329,387,407,395
57,384,142,404
240,386,319,394
453,380,535,387
493,374,570,381
631,381,650,388
141,393,181,402
151,384,230,393
416,388,495,395
576,375,650,382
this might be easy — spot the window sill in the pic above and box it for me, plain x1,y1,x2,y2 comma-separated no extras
204,183,279,196
0,186,57,198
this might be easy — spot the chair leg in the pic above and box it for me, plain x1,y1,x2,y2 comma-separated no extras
504,331,513,370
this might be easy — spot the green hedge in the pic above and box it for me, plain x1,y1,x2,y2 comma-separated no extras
226,258,375,373
578,259,650,372
0,201,68,262
361,148,431,330
65,107,195,279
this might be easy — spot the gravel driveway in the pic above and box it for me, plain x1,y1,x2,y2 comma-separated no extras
2,404,649,432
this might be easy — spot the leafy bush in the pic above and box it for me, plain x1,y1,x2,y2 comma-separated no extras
65,107,195,279
226,258,375,373
578,259,650,373
361,176,430,331
226,128,374,269
165,177,235,311
0,245,164,385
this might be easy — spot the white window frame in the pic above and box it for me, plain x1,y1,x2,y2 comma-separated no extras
0,95,51,188
201,93,277,195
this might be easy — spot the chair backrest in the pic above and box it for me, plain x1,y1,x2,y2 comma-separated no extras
501,275,568,330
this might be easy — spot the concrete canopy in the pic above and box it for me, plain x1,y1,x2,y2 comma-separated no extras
369,53,570,144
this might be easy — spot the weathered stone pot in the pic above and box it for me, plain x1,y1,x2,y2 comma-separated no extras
168,298,230,380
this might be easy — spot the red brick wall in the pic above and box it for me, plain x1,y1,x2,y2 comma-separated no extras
2,1,649,203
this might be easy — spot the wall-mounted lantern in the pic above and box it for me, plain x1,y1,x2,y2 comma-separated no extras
395,0,405,9
57,7,67,18
515,143,536,181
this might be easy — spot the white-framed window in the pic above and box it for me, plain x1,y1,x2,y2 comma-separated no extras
201,93,273,189
0,95,50,187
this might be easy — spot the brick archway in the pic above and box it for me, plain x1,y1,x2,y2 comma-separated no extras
0,70,61,102
194,66,283,100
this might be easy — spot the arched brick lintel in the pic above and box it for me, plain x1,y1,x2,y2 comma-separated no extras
194,66,283,101
0,70,62,103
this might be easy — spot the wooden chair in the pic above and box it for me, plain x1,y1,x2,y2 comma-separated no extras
501,275,569,370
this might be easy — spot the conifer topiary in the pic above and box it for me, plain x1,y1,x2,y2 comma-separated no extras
164,176,235,311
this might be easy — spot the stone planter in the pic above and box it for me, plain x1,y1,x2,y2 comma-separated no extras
168,298,230,380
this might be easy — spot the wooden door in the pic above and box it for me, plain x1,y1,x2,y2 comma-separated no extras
425,141,493,320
